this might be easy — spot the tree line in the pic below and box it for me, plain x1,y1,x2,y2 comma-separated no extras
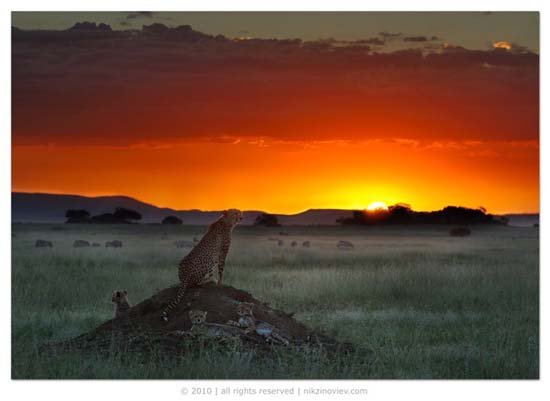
337,204,507,226
65,208,184,224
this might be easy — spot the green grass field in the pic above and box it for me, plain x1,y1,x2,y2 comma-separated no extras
11,223,539,379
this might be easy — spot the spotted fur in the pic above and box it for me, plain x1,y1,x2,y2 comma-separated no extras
228,302,290,344
161,209,242,321
227,302,256,333
188,310,242,337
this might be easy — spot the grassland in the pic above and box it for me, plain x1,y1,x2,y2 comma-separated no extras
11,223,539,379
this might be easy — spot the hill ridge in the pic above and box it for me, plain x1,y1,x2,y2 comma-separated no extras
11,192,538,226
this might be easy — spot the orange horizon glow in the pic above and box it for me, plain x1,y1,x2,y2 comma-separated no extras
366,201,389,211
12,138,539,215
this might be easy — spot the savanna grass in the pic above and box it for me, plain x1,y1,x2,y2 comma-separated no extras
12,223,538,379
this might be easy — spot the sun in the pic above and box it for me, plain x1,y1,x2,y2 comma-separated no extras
366,201,388,211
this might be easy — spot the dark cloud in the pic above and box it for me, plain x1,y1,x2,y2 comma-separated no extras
379,31,402,40
403,36,428,42
357,37,385,46
67,21,112,31
126,11,155,20
12,25,538,147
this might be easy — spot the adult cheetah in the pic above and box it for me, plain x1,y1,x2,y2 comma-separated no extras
161,209,243,321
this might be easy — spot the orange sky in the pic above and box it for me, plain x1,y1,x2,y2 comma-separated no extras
12,138,538,214
11,19,539,214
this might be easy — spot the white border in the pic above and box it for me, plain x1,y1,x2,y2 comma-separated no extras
2,1,546,400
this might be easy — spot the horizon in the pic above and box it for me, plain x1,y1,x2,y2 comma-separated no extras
11,190,539,216
12,12,539,216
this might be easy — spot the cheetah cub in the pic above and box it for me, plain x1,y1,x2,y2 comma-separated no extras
228,302,290,345
185,310,242,338
112,290,131,318
227,302,256,333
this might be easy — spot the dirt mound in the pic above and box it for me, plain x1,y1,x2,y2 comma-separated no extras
47,283,353,358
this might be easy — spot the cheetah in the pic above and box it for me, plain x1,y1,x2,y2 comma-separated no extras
112,290,131,318
161,209,243,321
228,302,290,345
227,302,256,333
186,310,242,338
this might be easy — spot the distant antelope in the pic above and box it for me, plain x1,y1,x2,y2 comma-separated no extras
337,240,354,250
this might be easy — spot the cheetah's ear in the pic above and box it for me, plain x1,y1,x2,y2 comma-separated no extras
122,290,128,295
222,210,228,216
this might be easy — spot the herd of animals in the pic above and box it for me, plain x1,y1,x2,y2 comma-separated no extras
33,234,356,250
35,239,123,248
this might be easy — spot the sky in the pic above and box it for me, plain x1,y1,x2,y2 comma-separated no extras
11,12,539,214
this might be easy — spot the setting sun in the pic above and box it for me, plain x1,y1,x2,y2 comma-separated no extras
366,201,388,211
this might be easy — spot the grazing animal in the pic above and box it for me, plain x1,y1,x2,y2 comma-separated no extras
112,290,131,318
277,240,284,246
161,209,243,321
92,242,101,247
337,240,354,250
106,240,123,248
228,302,289,345
302,241,311,248
449,227,471,237
279,231,289,236
35,239,53,248
291,241,297,247
73,240,90,247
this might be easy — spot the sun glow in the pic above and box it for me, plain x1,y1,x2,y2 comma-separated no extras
493,41,512,51
366,201,388,211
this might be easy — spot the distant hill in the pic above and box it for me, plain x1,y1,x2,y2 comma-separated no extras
11,192,537,226
11,192,352,225
504,214,539,227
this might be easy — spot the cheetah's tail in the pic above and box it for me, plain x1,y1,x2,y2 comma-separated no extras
161,282,188,322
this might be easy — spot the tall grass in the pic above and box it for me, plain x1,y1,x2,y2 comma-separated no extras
12,224,538,379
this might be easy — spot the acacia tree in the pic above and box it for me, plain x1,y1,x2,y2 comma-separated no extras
162,215,183,225
254,213,280,227
114,207,142,223
65,209,90,223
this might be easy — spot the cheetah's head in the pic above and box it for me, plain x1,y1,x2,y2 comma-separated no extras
189,310,208,325
236,302,254,317
222,209,243,226
111,290,128,304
